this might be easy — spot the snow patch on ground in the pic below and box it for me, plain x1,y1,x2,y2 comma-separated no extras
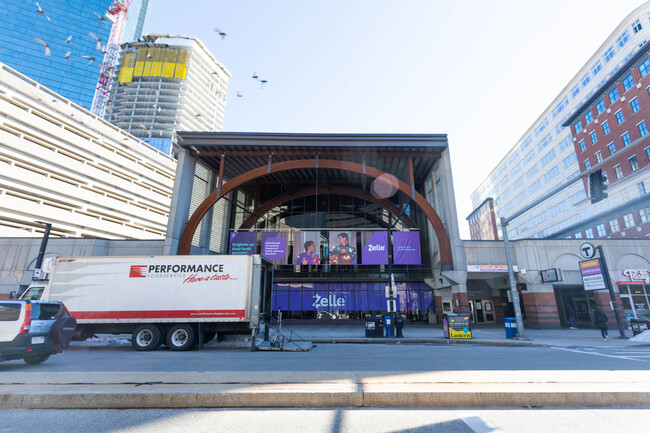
71,335,131,346
629,330,650,342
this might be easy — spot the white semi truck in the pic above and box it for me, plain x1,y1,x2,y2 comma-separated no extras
21,254,273,351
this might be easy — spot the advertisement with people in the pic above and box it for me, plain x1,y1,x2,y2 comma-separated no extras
328,231,357,265
293,231,321,265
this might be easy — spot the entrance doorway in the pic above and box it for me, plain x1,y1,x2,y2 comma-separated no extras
469,299,495,323
554,286,597,328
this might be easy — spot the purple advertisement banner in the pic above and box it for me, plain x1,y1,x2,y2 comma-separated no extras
361,231,389,265
262,232,287,260
393,231,421,265
229,232,257,255
272,282,433,312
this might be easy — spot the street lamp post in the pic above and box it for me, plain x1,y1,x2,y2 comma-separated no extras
501,217,527,339
33,221,52,281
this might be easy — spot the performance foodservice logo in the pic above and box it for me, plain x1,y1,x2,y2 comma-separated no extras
129,266,148,278
128,263,227,279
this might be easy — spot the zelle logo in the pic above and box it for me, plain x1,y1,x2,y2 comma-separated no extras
366,244,385,252
129,265,147,278
313,294,345,307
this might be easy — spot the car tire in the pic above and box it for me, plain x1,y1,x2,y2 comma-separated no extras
50,316,78,345
132,325,162,351
23,353,50,365
166,324,195,351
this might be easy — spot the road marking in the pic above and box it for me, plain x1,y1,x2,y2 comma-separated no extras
457,412,501,433
554,347,648,362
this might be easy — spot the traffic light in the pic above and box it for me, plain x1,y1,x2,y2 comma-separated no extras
589,169,608,204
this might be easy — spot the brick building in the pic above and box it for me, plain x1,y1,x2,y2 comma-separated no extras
467,197,499,240
562,43,650,240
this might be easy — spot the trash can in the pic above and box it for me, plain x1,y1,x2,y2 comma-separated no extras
384,315,392,337
365,316,384,338
443,313,472,339
630,318,650,336
504,317,517,339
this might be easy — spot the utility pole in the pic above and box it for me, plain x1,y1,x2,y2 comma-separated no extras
501,217,527,339
596,245,627,339
33,221,52,280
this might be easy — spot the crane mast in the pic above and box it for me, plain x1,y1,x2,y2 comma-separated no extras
90,0,132,117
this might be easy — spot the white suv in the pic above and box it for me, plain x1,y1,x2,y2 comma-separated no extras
0,300,76,364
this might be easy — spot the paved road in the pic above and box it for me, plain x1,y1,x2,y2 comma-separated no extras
1,408,649,433
1,343,649,373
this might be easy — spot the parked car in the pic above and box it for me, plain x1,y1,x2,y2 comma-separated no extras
0,300,77,364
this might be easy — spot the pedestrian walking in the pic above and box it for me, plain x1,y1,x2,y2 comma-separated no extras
593,308,609,341
565,302,578,329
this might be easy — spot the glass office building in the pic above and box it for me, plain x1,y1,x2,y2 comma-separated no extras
0,0,159,109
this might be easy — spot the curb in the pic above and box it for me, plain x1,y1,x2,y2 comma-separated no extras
2,389,649,409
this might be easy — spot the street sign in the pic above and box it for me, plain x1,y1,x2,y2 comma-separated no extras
579,259,606,290
579,242,596,259
387,299,396,313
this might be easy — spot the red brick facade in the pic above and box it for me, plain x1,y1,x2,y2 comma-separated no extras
568,51,650,240
521,292,561,329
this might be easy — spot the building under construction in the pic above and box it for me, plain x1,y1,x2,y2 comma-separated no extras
107,34,231,156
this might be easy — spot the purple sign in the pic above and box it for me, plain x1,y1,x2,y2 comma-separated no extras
229,232,257,255
393,231,421,265
262,232,287,260
362,231,389,265
271,282,433,312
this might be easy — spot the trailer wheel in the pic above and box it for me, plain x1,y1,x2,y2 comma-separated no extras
166,324,195,351
132,325,162,351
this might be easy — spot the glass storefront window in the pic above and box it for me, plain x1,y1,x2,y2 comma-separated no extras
619,284,650,322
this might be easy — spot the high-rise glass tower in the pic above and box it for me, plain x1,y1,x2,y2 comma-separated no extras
0,1,159,109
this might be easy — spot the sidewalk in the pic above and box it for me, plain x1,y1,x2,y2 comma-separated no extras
277,322,650,348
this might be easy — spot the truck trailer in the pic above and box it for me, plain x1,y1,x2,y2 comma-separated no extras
21,254,273,351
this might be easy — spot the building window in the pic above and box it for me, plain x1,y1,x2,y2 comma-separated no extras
633,19,643,33
630,156,639,171
608,142,616,155
610,218,620,232
646,146,650,161
622,132,631,146
638,121,649,137
623,213,635,228
602,121,610,135
579,140,586,152
640,181,647,195
615,110,624,124
593,61,602,76
571,84,580,98
614,164,623,179
631,97,641,113
585,110,594,124
574,119,583,132
585,228,594,238
596,223,606,237
640,59,650,77
574,232,583,239
581,73,591,87
604,46,615,63
640,207,650,223
622,73,635,91
595,151,603,163
584,159,591,170
610,88,620,104
596,99,606,114
590,131,598,144
618,31,630,48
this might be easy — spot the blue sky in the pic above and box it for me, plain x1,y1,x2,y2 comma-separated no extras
154,0,647,237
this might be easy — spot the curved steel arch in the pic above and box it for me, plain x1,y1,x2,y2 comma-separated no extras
239,186,417,230
178,159,452,267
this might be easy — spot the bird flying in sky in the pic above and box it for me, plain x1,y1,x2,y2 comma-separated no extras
33,37,51,56
36,2,50,22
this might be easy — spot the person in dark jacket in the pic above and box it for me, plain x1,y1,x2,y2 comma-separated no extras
593,308,609,341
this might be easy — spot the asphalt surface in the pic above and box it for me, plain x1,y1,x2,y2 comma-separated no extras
1,408,649,433
1,343,649,372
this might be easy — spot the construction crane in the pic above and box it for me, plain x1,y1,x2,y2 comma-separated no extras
90,0,132,118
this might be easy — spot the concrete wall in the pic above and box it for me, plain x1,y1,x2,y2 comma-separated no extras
0,237,164,296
